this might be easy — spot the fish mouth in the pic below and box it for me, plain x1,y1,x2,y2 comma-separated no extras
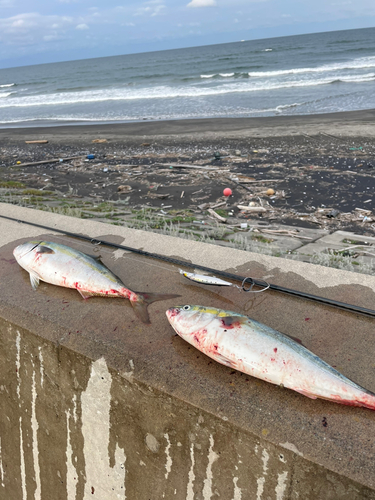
166,307,180,320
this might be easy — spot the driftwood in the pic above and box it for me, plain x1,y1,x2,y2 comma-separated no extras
237,205,267,213
208,208,227,223
225,176,252,192
259,229,313,240
11,156,83,168
25,140,48,144
210,200,227,210
238,178,281,184
156,163,221,171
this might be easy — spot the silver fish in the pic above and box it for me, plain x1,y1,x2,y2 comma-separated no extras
14,240,180,323
166,305,375,410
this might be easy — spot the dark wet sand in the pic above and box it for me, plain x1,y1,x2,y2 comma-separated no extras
0,110,374,234
1,108,375,143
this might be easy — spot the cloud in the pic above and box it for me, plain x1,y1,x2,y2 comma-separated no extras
76,23,89,30
0,12,74,46
134,1,166,17
187,0,217,7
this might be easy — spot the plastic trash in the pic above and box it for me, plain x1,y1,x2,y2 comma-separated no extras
327,209,340,218
87,154,95,160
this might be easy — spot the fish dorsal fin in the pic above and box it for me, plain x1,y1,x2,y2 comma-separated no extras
29,272,40,290
36,245,55,254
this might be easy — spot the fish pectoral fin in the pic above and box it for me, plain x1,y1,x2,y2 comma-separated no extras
29,272,40,291
220,315,247,328
36,245,55,254
214,352,237,368
77,289,97,300
294,388,318,400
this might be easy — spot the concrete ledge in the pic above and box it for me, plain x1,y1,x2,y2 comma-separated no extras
1,202,375,499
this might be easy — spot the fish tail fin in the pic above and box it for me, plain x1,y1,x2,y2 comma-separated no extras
130,292,181,324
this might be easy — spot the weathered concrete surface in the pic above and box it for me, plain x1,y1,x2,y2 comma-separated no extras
0,202,375,499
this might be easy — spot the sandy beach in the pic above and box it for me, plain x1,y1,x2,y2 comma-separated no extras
0,110,374,235
2,109,375,142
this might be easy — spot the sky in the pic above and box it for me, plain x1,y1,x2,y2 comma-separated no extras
0,0,374,68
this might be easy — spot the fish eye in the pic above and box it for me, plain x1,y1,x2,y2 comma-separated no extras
182,305,191,311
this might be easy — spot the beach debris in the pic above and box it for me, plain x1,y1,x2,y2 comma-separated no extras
92,139,107,143
25,140,48,144
237,205,267,213
118,185,132,193
208,208,227,223
223,187,232,197
13,240,180,324
327,209,340,218
244,178,281,184
226,176,253,192
266,188,275,196
259,229,313,240
355,208,372,215
87,154,95,160
166,305,375,410
160,163,221,171
198,203,209,210
210,201,227,210
10,156,82,168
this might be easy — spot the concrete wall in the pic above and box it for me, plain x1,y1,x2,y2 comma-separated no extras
1,203,375,499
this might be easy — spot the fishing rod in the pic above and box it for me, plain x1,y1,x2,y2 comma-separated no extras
1,213,375,318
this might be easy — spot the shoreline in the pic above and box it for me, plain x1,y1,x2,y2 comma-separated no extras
1,108,375,143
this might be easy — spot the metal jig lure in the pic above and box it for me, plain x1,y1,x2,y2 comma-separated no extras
179,269,270,293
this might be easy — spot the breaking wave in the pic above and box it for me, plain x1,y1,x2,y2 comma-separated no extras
1,72,374,109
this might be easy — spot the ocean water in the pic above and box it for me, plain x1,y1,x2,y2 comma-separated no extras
0,27,375,128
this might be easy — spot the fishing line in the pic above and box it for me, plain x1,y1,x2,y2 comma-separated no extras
51,232,189,276
2,214,375,318
52,229,263,291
